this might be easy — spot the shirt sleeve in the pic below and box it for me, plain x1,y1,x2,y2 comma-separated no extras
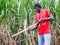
46,9,50,17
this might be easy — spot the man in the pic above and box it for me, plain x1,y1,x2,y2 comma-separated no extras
28,3,54,45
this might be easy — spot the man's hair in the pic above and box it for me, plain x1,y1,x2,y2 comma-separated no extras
34,3,41,9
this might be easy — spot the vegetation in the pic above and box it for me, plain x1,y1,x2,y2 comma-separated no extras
0,0,60,45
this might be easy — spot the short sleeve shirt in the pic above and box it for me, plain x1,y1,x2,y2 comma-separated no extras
35,9,50,35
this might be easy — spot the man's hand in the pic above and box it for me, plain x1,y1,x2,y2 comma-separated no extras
41,18,46,22
37,18,45,24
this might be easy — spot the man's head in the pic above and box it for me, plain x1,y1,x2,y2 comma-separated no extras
34,3,41,13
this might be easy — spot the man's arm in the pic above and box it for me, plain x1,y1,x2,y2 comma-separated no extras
28,24,37,33
28,19,41,33
41,14,54,21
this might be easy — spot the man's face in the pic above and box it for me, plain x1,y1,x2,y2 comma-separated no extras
35,7,40,13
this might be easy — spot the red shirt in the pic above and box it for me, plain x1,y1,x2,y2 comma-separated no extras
35,9,50,35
